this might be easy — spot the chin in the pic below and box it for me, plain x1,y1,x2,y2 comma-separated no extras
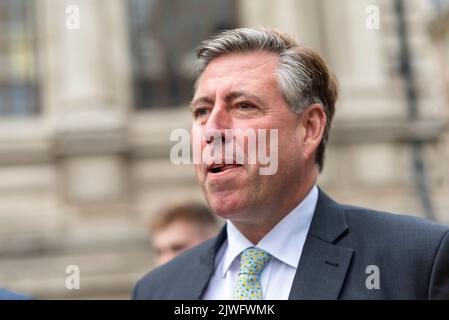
207,192,249,220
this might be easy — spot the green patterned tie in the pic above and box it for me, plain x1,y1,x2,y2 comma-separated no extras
233,247,272,300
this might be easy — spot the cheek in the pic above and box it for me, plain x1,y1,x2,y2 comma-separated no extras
281,117,303,147
276,129,304,170
191,125,205,147
194,164,203,180
191,128,207,168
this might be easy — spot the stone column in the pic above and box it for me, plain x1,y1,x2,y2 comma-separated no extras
50,0,131,207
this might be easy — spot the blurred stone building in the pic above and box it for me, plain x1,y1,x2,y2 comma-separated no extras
0,0,448,299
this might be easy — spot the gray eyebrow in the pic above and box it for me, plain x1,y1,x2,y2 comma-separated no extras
190,91,266,109
190,96,214,109
224,91,267,108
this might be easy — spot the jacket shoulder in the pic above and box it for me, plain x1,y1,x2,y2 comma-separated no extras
342,204,449,239
133,237,216,300
336,203,449,299
340,204,449,271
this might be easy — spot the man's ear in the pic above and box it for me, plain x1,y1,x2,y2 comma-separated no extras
300,104,327,160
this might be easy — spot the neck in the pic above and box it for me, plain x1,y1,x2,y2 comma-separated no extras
232,176,317,244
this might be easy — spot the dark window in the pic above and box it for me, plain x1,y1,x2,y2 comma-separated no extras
0,0,39,116
128,0,237,109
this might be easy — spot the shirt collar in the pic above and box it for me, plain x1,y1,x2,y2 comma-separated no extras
221,185,318,277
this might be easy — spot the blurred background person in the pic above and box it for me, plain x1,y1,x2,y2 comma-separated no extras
149,203,220,266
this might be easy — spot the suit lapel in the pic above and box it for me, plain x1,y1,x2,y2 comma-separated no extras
288,236,353,299
189,226,227,299
289,188,354,299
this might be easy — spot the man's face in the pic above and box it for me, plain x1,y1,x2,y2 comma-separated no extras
152,221,214,266
191,52,308,224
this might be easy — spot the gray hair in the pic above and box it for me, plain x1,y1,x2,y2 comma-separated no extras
194,27,339,172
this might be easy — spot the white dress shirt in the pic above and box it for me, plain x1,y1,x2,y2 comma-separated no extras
202,185,318,300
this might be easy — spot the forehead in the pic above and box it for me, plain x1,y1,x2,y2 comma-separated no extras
195,51,279,96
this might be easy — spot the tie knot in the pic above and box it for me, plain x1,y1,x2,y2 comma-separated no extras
239,247,271,276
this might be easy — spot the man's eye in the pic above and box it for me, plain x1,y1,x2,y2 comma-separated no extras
236,102,255,110
171,244,187,252
194,108,210,118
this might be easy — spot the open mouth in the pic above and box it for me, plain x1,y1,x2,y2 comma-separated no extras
208,163,242,174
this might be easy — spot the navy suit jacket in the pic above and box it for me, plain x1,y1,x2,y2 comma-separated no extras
133,189,449,299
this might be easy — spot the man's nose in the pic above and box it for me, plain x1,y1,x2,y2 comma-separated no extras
203,105,231,144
